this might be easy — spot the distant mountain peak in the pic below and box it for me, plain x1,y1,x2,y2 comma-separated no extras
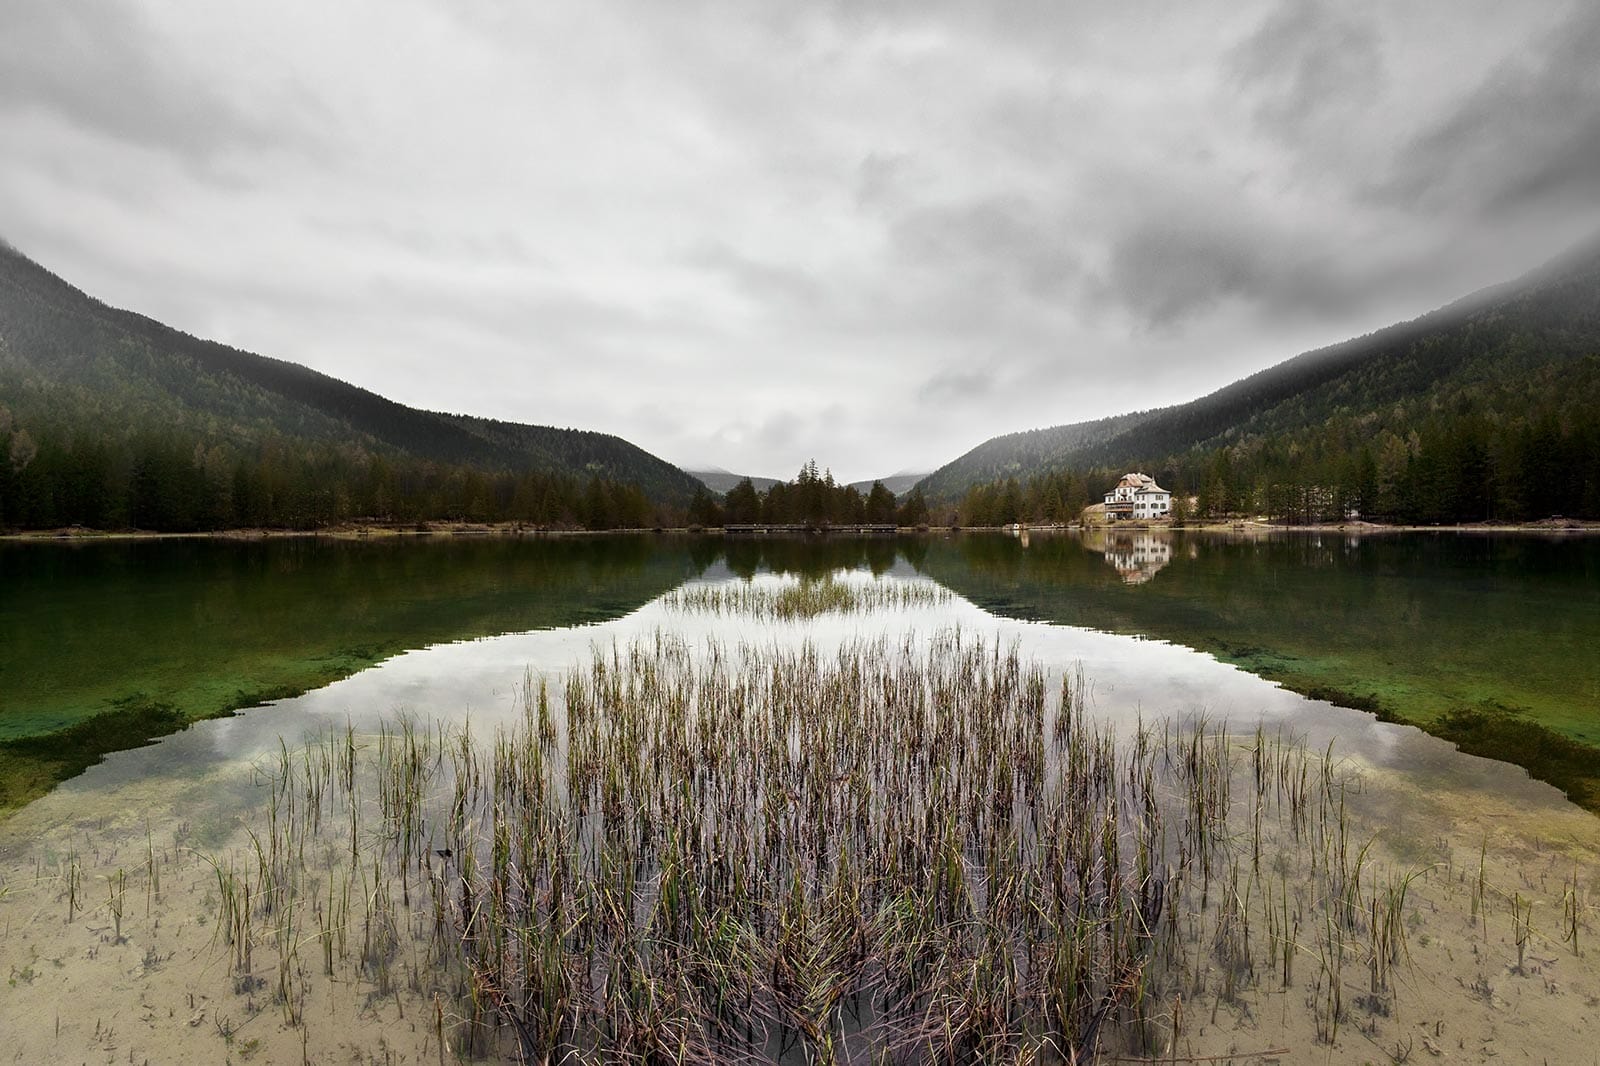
687,469,782,494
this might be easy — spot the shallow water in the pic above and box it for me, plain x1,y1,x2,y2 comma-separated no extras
3,553,1600,1064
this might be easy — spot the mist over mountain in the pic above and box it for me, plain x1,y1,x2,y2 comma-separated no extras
687,469,782,495
6,226,1599,534
919,238,1600,525
846,473,928,497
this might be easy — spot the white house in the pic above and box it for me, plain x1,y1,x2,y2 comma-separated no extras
1103,473,1172,521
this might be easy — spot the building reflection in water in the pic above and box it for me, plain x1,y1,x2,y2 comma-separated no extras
1084,529,1174,584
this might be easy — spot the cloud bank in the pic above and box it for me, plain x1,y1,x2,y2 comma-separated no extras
2,0,1595,481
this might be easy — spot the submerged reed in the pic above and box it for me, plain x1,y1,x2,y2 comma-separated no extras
172,628,1480,1063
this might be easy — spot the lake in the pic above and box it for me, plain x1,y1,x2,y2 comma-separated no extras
5,530,1596,808
2,530,1598,1063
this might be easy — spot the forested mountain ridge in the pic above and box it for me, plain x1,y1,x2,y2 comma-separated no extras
685,460,931,529
688,469,782,494
920,237,1600,525
915,412,1154,501
0,240,704,530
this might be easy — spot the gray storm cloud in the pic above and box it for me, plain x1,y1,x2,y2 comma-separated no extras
1380,4,1600,218
0,0,1594,482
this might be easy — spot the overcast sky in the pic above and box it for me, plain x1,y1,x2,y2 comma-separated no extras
3,1,1598,482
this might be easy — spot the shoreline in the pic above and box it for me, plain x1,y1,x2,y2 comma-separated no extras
4,517,1599,542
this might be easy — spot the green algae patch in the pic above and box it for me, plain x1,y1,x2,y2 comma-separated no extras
0,697,189,813
1429,704,1600,813
1151,649,1600,814
1238,676,1600,813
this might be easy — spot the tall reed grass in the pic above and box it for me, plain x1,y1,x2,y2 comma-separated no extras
155,629,1557,1063
662,577,950,620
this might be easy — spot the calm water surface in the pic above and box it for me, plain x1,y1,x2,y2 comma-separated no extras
3,530,1596,812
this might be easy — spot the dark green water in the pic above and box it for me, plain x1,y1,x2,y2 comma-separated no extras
4,530,1598,810
916,530,1597,726
0,535,710,807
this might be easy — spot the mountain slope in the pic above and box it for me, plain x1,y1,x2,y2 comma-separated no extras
916,413,1154,500
0,240,702,506
846,472,928,496
919,238,1600,516
687,469,782,494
